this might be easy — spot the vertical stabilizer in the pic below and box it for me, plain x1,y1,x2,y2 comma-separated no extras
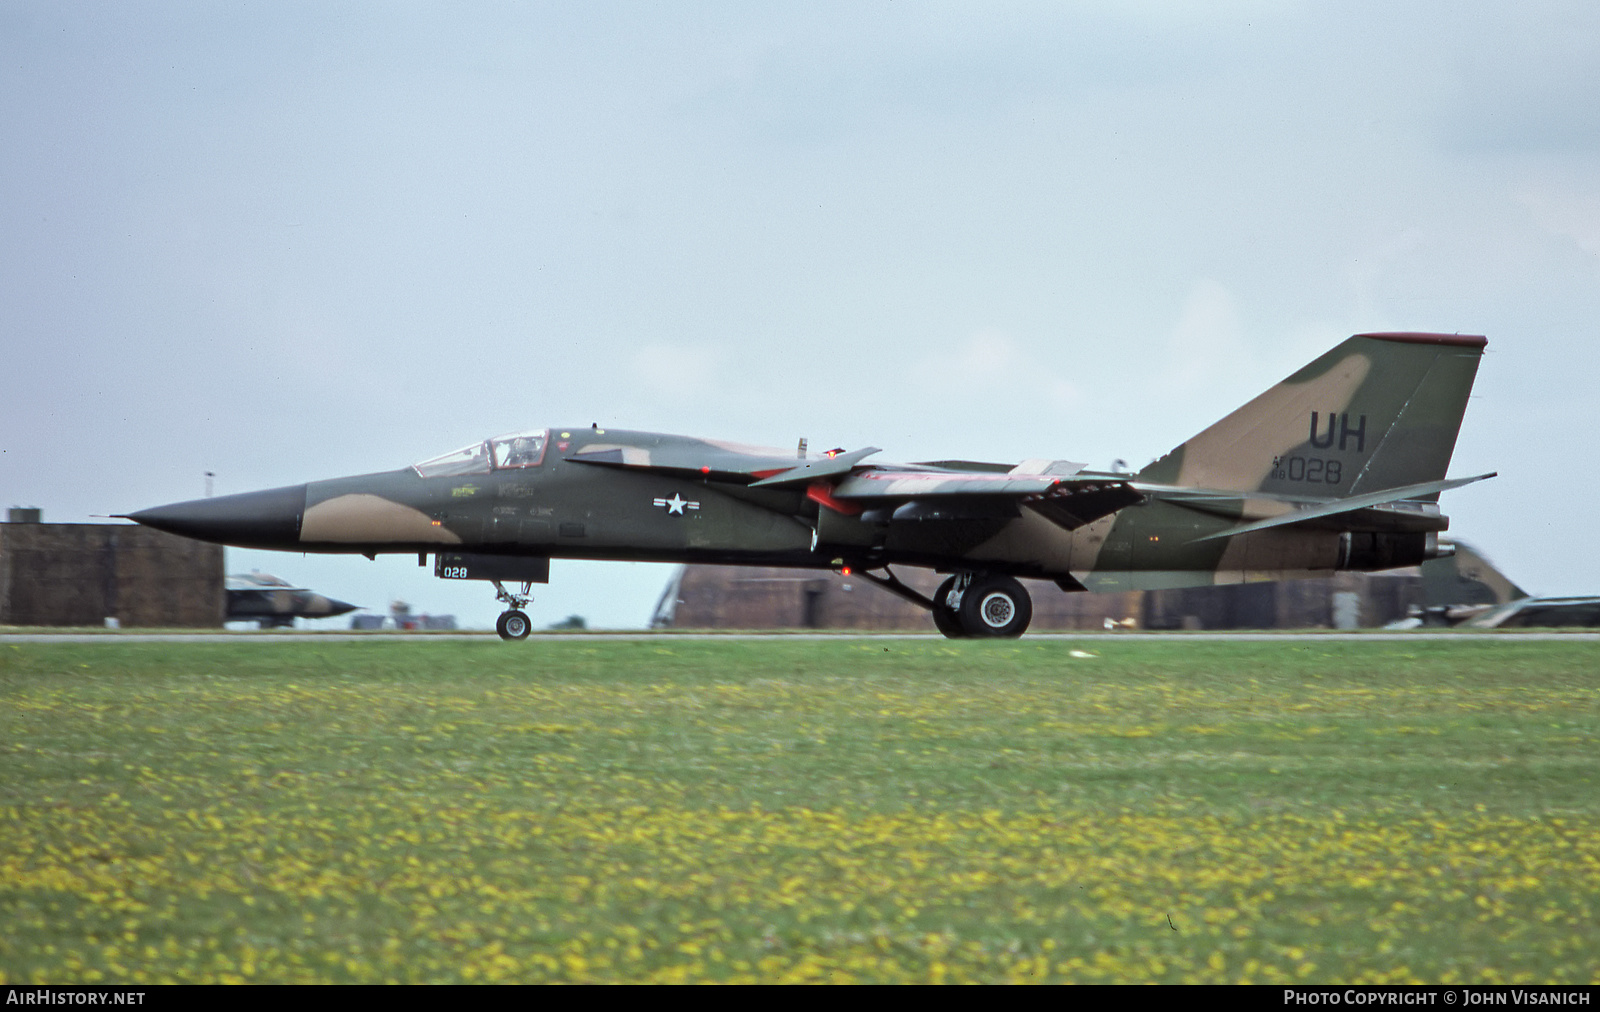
1138,333,1486,498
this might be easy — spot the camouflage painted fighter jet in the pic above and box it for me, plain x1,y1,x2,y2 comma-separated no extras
124,333,1492,640
1406,541,1600,629
224,571,359,629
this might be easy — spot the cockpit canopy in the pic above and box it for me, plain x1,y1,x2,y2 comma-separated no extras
413,430,548,478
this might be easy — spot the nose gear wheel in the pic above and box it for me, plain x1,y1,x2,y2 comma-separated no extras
496,610,531,640
493,580,535,641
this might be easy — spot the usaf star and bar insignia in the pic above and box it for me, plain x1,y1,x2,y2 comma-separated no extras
653,493,700,515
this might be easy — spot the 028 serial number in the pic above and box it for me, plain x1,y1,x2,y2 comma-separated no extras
439,566,471,579
1271,456,1343,484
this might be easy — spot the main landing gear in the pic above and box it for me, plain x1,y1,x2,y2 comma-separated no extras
931,573,1033,639
852,567,1033,639
493,580,534,641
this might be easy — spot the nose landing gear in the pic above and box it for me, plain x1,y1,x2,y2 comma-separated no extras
493,580,534,640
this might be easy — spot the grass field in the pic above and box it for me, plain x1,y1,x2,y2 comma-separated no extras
2,636,1597,984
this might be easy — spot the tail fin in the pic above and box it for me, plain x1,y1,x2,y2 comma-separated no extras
1138,332,1486,498
1421,540,1527,608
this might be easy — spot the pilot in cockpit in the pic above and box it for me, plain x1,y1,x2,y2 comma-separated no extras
492,432,550,470
500,436,541,468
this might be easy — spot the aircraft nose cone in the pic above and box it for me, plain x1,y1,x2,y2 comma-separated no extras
308,594,360,619
124,484,306,549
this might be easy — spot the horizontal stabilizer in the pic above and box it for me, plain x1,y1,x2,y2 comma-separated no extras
1188,472,1495,543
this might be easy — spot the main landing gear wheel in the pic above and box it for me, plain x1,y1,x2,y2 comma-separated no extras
496,610,531,640
931,576,967,639
957,574,1032,639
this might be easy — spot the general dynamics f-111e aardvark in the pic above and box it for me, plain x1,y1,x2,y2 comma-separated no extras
125,333,1493,640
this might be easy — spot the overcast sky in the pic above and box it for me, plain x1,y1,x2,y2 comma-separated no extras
4,2,1597,629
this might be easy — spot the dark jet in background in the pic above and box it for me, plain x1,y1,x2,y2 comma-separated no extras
1468,595,1600,628
1409,542,1600,629
125,333,1492,641
1407,541,1528,627
225,571,359,629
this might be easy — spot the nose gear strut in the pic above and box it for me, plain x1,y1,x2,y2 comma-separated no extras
493,580,534,640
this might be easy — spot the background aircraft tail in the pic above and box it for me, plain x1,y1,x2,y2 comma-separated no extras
1420,540,1527,608
1137,332,1486,499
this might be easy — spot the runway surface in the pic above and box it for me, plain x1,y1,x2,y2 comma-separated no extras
4,631,1599,643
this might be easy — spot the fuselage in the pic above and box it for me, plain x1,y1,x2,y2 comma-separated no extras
128,425,1419,593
